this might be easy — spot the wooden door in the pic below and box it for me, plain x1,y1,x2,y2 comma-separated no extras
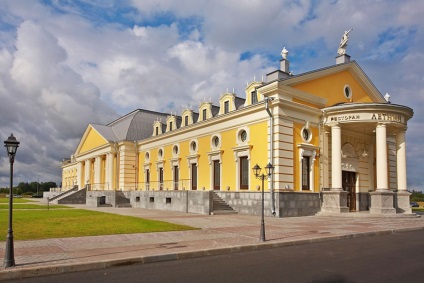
342,171,356,211
213,160,220,190
191,164,197,190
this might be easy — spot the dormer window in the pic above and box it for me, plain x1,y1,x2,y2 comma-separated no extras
155,127,159,136
202,109,207,120
251,91,258,104
224,101,229,114
170,121,173,131
184,116,188,126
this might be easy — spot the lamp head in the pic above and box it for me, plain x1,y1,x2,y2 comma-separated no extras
252,164,261,177
265,163,274,176
4,133,19,157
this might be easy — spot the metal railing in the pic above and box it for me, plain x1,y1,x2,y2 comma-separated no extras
135,179,191,191
86,183,110,191
84,180,192,191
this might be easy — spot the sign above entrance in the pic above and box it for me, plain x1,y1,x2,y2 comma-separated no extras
327,112,405,124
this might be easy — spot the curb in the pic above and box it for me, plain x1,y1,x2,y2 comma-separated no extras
1,226,423,281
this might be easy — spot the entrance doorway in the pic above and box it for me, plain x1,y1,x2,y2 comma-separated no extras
342,171,356,211
213,160,220,190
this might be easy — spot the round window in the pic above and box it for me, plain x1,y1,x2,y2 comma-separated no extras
190,141,197,152
302,128,312,142
344,85,352,99
145,152,150,160
240,130,247,142
173,145,179,154
213,136,220,147
158,149,163,157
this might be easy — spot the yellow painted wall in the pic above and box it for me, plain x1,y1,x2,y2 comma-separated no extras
249,121,269,191
79,127,108,154
136,119,270,191
292,70,374,107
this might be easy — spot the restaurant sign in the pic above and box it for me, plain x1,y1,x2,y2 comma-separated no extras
328,112,403,123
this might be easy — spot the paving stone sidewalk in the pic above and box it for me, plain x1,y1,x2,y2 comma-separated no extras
1,204,423,280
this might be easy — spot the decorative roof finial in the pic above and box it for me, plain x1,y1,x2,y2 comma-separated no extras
281,47,288,59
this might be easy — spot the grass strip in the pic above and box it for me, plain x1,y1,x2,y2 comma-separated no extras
0,209,195,241
0,198,35,204
0,204,71,209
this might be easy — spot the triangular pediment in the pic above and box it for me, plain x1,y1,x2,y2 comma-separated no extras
75,125,109,155
284,62,386,107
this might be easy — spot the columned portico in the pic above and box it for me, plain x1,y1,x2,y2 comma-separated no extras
321,103,413,215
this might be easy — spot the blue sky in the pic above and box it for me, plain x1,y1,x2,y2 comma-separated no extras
0,0,423,191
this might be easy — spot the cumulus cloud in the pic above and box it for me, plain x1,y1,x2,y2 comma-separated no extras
0,0,423,189
0,19,117,186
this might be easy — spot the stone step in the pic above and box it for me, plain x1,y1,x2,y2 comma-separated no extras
211,210,238,215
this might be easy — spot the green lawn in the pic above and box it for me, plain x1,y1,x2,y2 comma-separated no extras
0,204,70,209
0,209,195,241
0,198,35,204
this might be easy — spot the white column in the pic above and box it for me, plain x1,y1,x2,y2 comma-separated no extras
106,152,115,190
77,162,83,189
84,159,92,186
376,123,388,191
331,124,342,190
396,129,407,191
94,156,101,187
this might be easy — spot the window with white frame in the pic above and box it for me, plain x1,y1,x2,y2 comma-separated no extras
298,147,317,191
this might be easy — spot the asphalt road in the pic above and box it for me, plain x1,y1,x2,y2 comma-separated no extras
8,230,424,283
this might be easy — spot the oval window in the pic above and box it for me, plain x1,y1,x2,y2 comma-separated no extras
240,130,247,142
344,85,352,99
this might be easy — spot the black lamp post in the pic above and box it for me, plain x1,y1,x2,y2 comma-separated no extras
4,133,19,268
252,162,274,242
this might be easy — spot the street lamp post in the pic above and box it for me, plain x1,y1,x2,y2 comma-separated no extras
252,163,274,242
4,133,20,268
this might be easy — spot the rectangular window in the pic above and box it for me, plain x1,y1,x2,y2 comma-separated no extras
174,166,179,190
213,160,220,190
185,115,189,126
302,156,310,190
146,169,150,190
240,156,249,190
159,167,164,190
251,91,258,104
202,109,207,120
224,101,229,113
191,163,197,190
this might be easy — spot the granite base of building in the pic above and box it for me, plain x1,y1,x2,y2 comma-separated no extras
369,190,396,214
320,190,349,213
394,191,412,214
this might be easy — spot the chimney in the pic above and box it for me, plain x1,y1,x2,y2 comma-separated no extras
266,47,291,82
336,53,351,64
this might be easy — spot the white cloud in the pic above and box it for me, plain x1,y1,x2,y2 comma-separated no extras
0,0,423,189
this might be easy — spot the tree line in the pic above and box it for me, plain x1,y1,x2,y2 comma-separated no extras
0,181,57,195
411,190,424,202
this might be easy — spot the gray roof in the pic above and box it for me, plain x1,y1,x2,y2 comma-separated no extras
235,97,246,110
100,109,169,142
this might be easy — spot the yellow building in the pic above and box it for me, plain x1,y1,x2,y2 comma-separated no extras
60,50,413,217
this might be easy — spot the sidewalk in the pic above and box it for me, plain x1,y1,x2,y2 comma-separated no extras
1,204,423,280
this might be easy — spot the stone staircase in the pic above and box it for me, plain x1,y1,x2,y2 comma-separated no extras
48,186,78,203
115,191,132,208
212,192,237,215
